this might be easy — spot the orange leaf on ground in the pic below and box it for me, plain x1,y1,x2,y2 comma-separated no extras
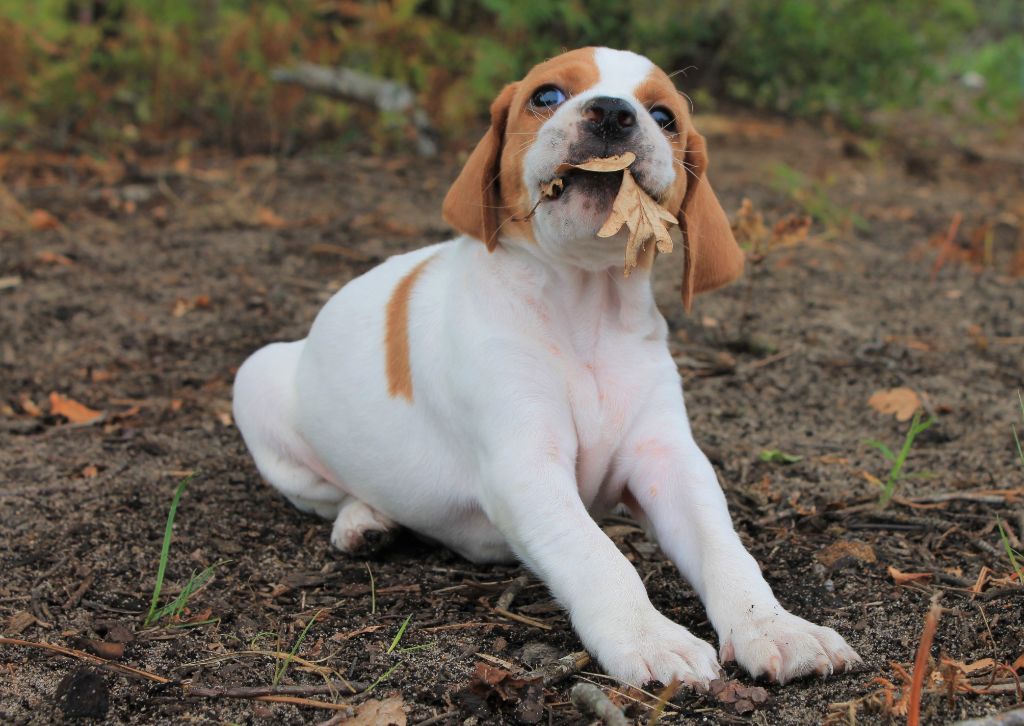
28,209,60,231
348,696,406,726
868,387,922,421
256,207,287,229
48,392,103,424
37,250,74,266
888,566,932,585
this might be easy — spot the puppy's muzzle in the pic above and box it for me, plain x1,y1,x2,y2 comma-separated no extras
582,96,637,141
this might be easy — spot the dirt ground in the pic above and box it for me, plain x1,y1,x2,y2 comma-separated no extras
2,113,1024,725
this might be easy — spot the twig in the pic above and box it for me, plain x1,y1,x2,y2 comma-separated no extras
62,571,95,610
413,710,459,726
0,636,170,683
492,607,552,630
525,651,590,686
570,682,629,726
907,595,942,726
185,678,364,699
270,64,437,156
495,575,530,611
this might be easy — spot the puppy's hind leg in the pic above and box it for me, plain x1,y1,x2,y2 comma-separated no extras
233,341,345,520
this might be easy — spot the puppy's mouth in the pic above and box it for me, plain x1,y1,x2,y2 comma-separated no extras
544,168,625,202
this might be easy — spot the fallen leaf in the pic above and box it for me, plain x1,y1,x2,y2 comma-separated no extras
945,657,995,674
554,151,635,174
868,387,922,422
49,392,103,424
888,566,932,585
81,465,99,478
18,393,43,417
76,639,125,660
256,206,286,229
4,611,38,635
348,696,406,726
1012,652,1024,672
28,208,60,230
759,449,803,464
818,540,877,568
598,168,677,276
37,250,74,266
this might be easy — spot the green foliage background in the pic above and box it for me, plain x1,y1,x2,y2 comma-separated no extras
0,0,1020,152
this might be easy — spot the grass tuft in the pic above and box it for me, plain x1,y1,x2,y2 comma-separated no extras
144,473,194,627
273,609,325,687
996,517,1023,584
866,411,934,507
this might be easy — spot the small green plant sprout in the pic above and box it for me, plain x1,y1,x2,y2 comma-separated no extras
866,411,935,507
1012,390,1023,467
996,517,1023,585
273,609,325,686
143,473,226,628
760,449,803,464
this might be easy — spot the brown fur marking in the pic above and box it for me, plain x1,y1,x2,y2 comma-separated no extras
385,255,436,401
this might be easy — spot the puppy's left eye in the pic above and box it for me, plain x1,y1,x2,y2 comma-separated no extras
650,106,676,132
530,85,567,109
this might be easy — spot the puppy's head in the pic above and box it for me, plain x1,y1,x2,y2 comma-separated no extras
443,47,743,308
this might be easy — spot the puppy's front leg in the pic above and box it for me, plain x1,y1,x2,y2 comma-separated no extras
623,381,861,683
475,388,719,688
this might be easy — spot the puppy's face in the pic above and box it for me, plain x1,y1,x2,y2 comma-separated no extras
511,48,689,268
444,47,743,307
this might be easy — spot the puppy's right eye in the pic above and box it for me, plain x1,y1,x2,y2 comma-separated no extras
530,85,567,109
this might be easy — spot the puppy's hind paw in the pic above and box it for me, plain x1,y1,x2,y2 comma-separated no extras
329,499,396,557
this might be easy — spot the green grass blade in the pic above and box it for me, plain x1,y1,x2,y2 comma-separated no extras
144,473,194,627
365,662,400,693
865,439,896,462
996,517,1024,584
273,609,324,686
366,562,376,615
387,615,412,654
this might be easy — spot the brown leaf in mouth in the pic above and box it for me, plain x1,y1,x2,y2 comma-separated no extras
553,151,636,175
597,168,677,277
537,151,677,276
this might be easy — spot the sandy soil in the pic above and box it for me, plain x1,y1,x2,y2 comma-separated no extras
2,114,1023,724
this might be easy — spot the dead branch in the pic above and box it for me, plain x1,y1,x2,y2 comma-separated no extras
270,63,438,156
495,575,530,611
570,682,629,726
185,678,366,700
0,636,170,683
525,650,590,686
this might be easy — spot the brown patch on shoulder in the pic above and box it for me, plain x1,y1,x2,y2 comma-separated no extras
385,255,437,402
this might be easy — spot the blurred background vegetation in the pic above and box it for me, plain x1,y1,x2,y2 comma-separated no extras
0,0,1021,154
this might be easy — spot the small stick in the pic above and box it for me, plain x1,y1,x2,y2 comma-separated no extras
185,679,365,699
413,710,459,726
495,575,530,611
570,682,629,726
492,607,552,630
525,651,590,686
62,571,95,610
0,636,170,683
907,595,942,726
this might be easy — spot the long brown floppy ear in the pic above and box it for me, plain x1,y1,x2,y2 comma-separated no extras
442,83,517,251
678,131,744,311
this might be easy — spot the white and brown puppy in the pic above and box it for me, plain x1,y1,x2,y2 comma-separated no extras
233,47,860,687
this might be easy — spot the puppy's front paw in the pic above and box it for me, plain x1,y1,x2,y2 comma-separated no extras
589,610,721,688
719,608,861,684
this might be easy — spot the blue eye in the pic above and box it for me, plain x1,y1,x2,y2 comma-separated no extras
650,106,676,132
530,85,567,109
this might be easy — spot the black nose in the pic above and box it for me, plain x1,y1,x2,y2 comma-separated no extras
582,96,637,140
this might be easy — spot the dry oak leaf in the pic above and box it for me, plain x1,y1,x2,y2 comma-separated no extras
868,387,922,422
348,696,406,726
49,392,103,424
887,565,932,585
553,151,636,175
598,169,677,277
817,539,877,568
28,208,60,231
256,206,287,229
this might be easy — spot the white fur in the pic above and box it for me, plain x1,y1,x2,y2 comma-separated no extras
233,48,860,688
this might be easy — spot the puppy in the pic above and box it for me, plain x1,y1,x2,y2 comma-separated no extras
233,47,860,687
